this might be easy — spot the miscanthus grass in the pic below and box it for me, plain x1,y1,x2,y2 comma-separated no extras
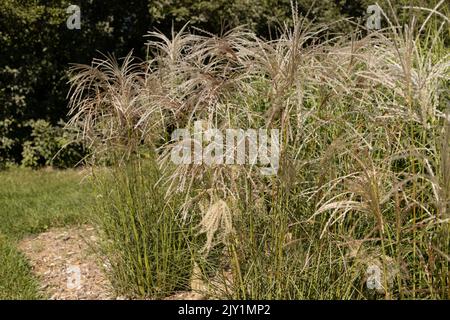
67,2,449,299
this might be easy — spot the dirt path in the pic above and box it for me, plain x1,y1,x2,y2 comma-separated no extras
18,224,204,300
18,225,115,300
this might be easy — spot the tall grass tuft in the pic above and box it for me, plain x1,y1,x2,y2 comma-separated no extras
93,157,193,298
67,2,449,299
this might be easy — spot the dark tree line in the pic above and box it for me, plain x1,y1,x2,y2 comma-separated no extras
0,0,444,167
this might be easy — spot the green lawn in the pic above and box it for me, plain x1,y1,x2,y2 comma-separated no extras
0,167,94,299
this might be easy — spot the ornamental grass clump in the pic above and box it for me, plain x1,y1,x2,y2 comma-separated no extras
67,2,449,299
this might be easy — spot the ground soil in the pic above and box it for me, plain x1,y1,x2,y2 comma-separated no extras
18,225,114,300
18,225,202,300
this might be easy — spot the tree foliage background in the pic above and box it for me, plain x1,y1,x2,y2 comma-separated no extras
0,0,446,167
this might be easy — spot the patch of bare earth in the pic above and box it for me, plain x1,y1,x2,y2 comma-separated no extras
18,225,115,300
18,224,204,300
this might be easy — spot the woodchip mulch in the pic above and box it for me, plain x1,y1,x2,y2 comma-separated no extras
18,225,115,300
18,224,203,300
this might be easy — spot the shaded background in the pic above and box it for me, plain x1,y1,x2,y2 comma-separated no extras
0,0,444,167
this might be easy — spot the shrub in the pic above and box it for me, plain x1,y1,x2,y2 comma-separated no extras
20,119,85,168
0,118,17,169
